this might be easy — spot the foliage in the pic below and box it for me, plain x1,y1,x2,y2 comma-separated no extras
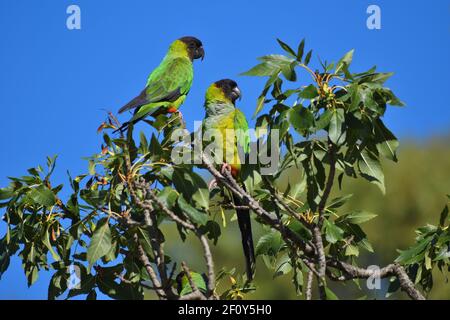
0,39,448,300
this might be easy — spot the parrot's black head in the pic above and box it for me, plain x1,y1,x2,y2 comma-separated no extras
214,79,241,103
179,36,204,61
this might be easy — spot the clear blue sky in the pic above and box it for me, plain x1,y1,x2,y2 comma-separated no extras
0,0,449,299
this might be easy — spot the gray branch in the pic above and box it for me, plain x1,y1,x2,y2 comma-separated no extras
328,260,425,300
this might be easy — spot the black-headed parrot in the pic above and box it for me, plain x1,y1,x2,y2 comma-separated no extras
202,79,255,280
116,36,204,131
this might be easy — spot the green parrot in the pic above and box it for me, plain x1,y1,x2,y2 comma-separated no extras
202,79,255,280
116,36,204,132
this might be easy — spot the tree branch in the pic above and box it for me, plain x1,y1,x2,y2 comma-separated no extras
306,270,313,300
313,141,336,299
180,261,207,300
328,260,425,300
134,233,172,299
145,185,216,299
312,226,327,300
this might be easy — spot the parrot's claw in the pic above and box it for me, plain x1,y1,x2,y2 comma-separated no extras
221,163,232,175
176,110,184,122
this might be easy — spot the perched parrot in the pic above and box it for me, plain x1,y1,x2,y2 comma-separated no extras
202,79,255,280
116,36,204,132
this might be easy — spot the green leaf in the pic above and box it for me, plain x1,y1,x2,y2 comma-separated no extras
136,227,153,257
395,236,433,264
242,166,262,196
439,205,449,227
297,39,305,61
304,50,313,65
177,196,208,225
288,105,314,134
359,72,394,84
139,131,149,154
80,189,108,208
0,186,14,200
287,175,307,200
0,240,10,279
374,119,399,162
149,133,163,156
199,221,221,245
240,62,280,77
281,63,297,81
43,225,61,262
298,84,319,99
157,187,178,209
345,244,360,257
256,231,283,256
191,181,210,211
88,160,96,175
46,155,57,178
276,39,296,57
172,168,209,210
254,95,267,118
324,219,344,244
328,108,345,145
252,72,279,118
358,148,385,194
26,266,39,287
336,49,354,73
348,83,360,111
315,109,333,131
28,186,57,207
86,290,97,300
179,271,207,296
343,210,377,224
273,254,292,278
257,54,295,65
87,218,112,268
48,269,67,300
326,194,353,210
325,287,339,300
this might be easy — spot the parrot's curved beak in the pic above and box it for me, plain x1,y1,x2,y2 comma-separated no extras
195,46,205,61
231,86,242,102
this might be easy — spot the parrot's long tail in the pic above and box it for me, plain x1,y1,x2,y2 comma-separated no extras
113,122,128,133
113,107,161,134
113,120,134,134
232,191,256,281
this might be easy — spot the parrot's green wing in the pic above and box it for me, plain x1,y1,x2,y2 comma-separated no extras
118,57,193,114
233,109,250,154
144,57,193,102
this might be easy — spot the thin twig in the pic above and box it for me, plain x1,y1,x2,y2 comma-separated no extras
180,262,206,300
306,270,313,300
313,141,336,299
312,226,327,300
134,234,167,299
